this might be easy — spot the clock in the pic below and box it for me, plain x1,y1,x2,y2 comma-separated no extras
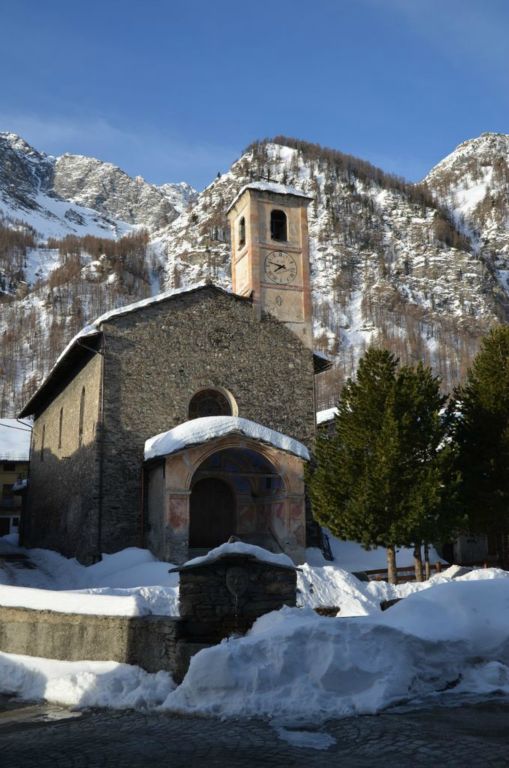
264,251,298,285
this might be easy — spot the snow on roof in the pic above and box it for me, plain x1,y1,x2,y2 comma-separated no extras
316,407,338,425
144,416,310,462
173,541,295,571
227,182,313,212
0,420,31,461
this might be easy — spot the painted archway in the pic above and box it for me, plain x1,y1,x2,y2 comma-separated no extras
145,432,307,564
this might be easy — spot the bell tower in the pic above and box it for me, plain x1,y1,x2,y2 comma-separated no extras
227,183,313,349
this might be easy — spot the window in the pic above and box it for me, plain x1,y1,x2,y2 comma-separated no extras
238,216,246,248
189,389,233,419
78,387,85,447
270,209,287,242
1,484,14,500
2,461,16,472
58,407,64,450
40,425,45,461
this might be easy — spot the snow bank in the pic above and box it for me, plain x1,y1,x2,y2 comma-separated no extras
0,653,174,709
0,546,179,617
163,580,509,720
183,541,294,569
0,585,148,616
144,416,310,461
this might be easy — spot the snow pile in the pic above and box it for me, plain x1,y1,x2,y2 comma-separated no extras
145,416,310,461
0,545,179,617
0,653,174,710
0,420,31,461
183,541,294,569
163,580,509,719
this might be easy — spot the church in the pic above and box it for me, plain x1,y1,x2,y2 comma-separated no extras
19,183,329,564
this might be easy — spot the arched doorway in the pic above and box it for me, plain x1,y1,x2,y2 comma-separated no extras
188,448,284,554
189,477,235,549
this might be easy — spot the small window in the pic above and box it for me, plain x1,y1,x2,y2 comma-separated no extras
2,461,16,472
270,209,287,242
189,389,233,419
58,407,64,450
40,425,45,462
238,216,246,248
78,387,85,447
1,484,14,500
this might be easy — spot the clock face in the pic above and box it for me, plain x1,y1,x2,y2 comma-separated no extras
264,251,298,285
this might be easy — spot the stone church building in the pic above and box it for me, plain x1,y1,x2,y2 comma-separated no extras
20,184,329,564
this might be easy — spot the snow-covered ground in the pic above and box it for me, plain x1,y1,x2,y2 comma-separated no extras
0,541,179,616
0,535,508,718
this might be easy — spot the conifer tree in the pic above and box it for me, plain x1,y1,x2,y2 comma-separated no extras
453,325,509,563
310,348,453,583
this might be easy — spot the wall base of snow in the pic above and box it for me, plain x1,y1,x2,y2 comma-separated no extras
0,606,194,681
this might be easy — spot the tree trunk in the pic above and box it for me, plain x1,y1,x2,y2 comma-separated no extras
413,543,423,582
424,542,431,580
387,545,397,585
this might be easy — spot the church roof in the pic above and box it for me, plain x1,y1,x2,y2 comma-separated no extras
144,416,310,462
19,283,246,418
227,181,313,213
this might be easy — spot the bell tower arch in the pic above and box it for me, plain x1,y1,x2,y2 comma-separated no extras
227,182,313,349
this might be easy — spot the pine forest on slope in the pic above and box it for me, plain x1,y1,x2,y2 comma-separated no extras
0,130,508,416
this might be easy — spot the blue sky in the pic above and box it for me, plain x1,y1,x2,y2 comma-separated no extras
1,0,507,189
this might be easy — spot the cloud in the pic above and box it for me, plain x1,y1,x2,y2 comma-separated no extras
0,112,239,189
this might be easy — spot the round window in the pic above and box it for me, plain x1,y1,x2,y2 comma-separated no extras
189,389,232,419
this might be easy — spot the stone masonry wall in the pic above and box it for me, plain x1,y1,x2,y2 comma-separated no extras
24,353,102,562
0,605,187,679
178,554,297,640
99,286,316,556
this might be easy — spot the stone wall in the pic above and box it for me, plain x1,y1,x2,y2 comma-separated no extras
0,553,298,683
23,353,103,562
178,554,297,640
99,286,316,557
0,605,189,680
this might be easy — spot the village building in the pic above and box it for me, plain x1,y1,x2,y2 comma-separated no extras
19,184,330,564
0,420,31,537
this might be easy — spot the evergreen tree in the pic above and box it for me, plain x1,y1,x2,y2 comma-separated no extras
453,325,509,563
310,348,453,583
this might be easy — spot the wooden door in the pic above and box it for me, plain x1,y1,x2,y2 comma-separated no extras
189,477,235,548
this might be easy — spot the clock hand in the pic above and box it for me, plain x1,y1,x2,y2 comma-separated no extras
267,260,286,270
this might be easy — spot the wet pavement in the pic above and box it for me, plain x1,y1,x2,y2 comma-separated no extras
0,695,508,767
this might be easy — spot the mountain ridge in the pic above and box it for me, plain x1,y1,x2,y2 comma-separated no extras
0,131,508,415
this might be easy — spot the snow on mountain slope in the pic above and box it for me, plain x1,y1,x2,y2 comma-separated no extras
158,181,198,214
425,132,509,292
160,139,502,402
1,132,508,416
0,133,181,239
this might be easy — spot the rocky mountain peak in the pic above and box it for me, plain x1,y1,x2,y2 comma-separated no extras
1,131,508,416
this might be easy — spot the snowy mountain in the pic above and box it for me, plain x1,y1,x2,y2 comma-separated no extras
425,132,509,298
0,132,180,238
0,131,508,416
160,139,504,400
